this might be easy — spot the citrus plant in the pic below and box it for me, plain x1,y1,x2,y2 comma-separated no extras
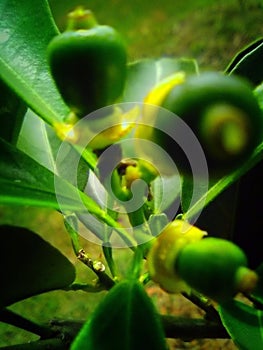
1,1,263,349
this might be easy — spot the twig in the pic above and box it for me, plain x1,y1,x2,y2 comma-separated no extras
63,215,117,290
0,309,55,339
77,249,115,289
63,282,105,293
0,314,230,349
182,291,220,321
0,338,65,350
161,315,230,340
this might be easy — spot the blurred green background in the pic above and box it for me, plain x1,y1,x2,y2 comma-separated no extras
0,0,263,348
49,0,263,69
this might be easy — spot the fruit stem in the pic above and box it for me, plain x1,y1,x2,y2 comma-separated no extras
66,7,98,31
234,266,258,294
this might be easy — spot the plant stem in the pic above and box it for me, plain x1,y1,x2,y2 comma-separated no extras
73,144,97,171
139,272,151,285
77,249,115,289
102,244,118,279
63,282,105,293
0,309,55,339
182,291,220,321
128,246,144,279
63,213,81,256
0,338,65,350
127,206,146,227
79,190,138,248
161,315,230,340
0,316,230,349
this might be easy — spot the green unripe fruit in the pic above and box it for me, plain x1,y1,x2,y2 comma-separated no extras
47,8,127,118
162,72,263,174
136,72,263,177
176,237,258,301
147,220,207,293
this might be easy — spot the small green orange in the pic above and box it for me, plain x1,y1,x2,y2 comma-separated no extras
47,8,127,118
162,72,263,173
176,237,258,301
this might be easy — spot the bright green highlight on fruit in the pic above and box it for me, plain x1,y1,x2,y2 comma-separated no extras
47,7,127,118
147,220,207,293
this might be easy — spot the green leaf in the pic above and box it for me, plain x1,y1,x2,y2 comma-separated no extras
0,225,75,308
225,38,263,86
123,57,198,103
181,175,211,216
151,175,181,216
0,0,69,125
0,137,88,211
148,213,169,237
0,138,137,247
219,300,263,350
70,280,167,350
17,110,89,191
17,110,57,172
0,79,27,143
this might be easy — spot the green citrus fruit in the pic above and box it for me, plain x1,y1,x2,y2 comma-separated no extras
136,72,263,176
176,237,258,301
162,72,263,173
47,8,127,118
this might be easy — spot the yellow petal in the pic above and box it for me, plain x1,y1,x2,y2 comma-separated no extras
144,71,186,106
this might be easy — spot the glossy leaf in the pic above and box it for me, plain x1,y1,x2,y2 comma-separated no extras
123,57,198,103
0,0,69,125
0,79,27,143
17,110,89,191
17,110,57,172
148,213,169,237
219,299,263,350
151,175,181,217
0,138,137,247
181,175,211,217
225,38,263,86
0,138,89,211
0,225,75,308
71,280,167,350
